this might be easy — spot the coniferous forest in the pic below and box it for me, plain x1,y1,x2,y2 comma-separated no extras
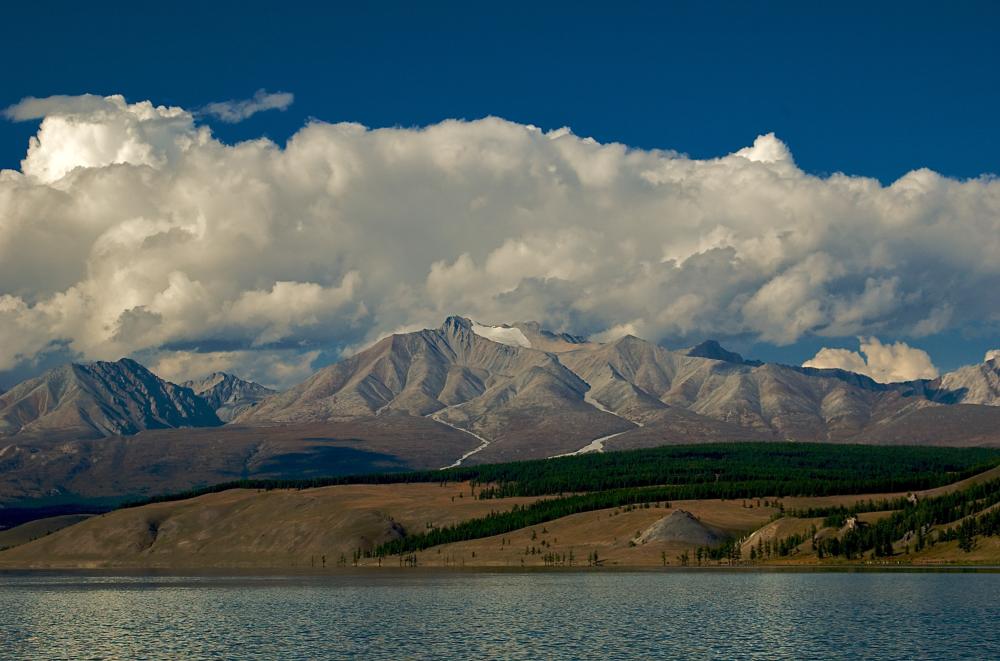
109,442,1000,561
123,443,1000,508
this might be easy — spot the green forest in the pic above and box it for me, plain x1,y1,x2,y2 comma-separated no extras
812,476,1000,559
122,442,1000,510
109,441,1000,561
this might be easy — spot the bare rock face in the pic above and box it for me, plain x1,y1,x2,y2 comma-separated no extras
0,358,221,437
182,372,277,422
637,510,724,546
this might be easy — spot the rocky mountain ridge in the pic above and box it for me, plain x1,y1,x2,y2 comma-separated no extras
182,372,276,422
0,359,221,437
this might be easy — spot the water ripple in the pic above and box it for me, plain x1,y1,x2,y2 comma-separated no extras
0,572,997,660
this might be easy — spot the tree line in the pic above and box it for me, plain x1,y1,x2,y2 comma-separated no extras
370,473,1000,557
807,477,1000,559
118,442,1000,510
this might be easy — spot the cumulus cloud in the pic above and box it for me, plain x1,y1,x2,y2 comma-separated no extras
1,92,998,384
201,89,294,123
7,94,203,183
803,337,940,383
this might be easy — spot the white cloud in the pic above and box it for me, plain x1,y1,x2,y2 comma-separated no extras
226,274,362,346
803,337,940,383
201,89,294,123
4,94,118,121
8,94,203,183
147,348,319,389
0,93,998,385
734,132,794,164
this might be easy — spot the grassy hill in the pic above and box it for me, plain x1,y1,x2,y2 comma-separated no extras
3,443,1000,569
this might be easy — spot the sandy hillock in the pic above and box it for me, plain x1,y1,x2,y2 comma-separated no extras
636,509,724,546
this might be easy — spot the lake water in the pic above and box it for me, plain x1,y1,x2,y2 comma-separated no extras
1,570,997,660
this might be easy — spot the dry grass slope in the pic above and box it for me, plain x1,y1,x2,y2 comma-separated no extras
6,464,1000,569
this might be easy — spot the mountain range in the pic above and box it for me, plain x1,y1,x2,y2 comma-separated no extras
0,359,220,438
3,317,999,449
0,359,284,438
0,316,998,510
237,317,1000,457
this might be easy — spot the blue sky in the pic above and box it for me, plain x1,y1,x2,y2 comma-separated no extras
3,2,998,182
0,1,998,387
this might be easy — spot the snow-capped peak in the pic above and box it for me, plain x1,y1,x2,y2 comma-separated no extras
470,321,532,348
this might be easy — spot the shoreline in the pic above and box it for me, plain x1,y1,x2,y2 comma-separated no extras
4,564,1000,577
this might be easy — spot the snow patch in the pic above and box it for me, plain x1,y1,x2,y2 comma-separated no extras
471,322,532,348
549,430,629,458
429,404,492,468
434,413,492,468
584,391,645,428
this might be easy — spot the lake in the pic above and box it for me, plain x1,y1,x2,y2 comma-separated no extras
1,570,997,659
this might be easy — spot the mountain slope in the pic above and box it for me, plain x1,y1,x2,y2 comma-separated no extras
557,336,906,441
183,372,276,422
0,416,482,508
938,357,1000,406
0,320,998,516
0,359,221,438
239,316,631,461
239,318,1000,452
242,317,556,421
4,318,994,459
509,321,596,353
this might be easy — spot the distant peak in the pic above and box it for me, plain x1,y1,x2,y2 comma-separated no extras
441,315,473,331
76,356,149,374
184,371,267,390
686,340,746,364
514,321,587,346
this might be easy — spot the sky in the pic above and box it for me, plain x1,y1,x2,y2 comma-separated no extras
0,1,998,388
